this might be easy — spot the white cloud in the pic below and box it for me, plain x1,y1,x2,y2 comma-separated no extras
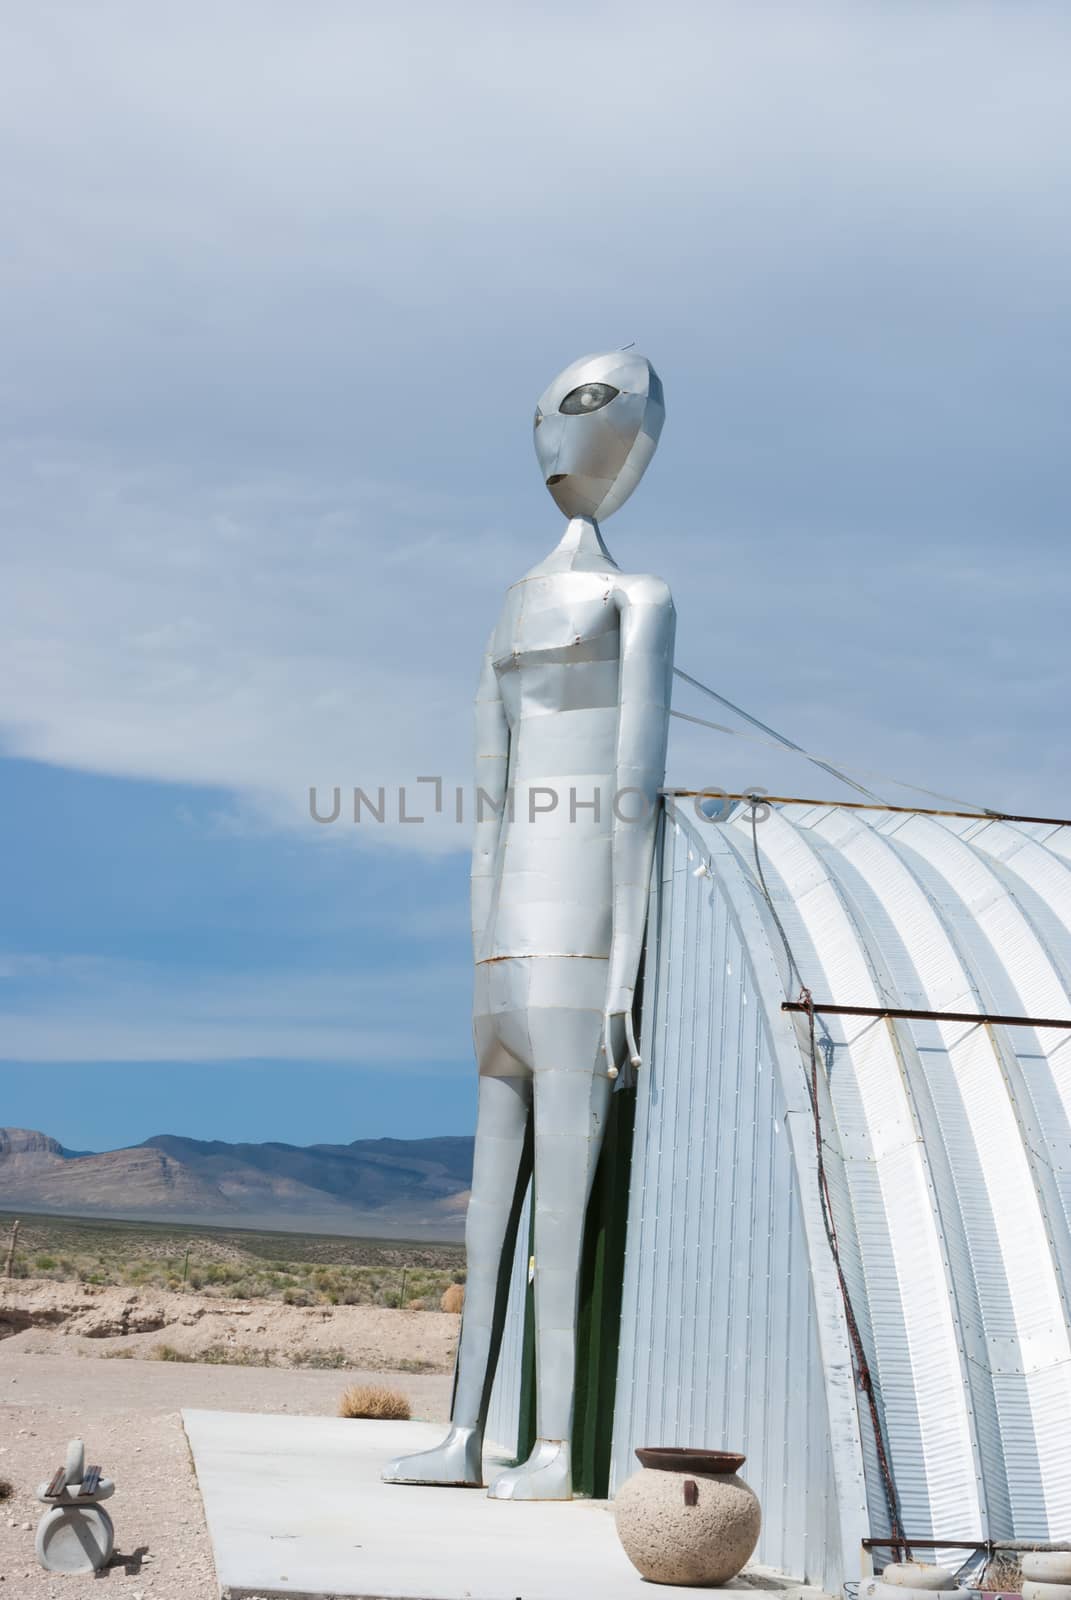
1,0,1069,840
0,441,507,835
2,422,1069,844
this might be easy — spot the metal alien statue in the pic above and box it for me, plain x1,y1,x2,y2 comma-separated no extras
384,351,675,1500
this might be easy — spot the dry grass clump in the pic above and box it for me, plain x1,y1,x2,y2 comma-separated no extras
149,1342,188,1362
338,1383,411,1420
981,1555,1023,1593
440,1283,465,1314
292,1346,351,1369
148,1341,269,1367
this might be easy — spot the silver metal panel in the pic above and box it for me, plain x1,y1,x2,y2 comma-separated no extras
612,813,866,1593
787,805,1071,1544
471,793,1071,1581
611,798,1071,1590
742,810,984,1546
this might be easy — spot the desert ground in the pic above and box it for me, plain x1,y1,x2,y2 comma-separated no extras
1,1245,460,1597
0,1211,465,1309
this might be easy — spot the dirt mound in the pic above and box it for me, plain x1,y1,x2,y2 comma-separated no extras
0,1281,459,1372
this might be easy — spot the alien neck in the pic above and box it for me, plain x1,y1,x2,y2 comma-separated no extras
530,514,618,578
556,513,614,560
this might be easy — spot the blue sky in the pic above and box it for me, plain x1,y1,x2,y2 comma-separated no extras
2,1,1069,1150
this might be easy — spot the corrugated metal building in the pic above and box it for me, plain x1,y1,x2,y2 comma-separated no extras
489,799,1071,1593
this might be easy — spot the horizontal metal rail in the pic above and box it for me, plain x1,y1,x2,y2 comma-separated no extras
663,790,1071,829
782,1001,1071,1031
863,1538,1071,1554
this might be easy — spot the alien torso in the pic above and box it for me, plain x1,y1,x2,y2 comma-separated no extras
474,348,670,965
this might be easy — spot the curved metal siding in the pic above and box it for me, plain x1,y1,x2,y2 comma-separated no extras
613,800,1071,1588
479,800,1071,1590
773,806,1071,1542
719,811,984,1547
610,812,867,1593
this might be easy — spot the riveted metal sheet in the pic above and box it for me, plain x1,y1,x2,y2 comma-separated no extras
731,803,1071,1552
486,798,1071,1585
611,813,865,1593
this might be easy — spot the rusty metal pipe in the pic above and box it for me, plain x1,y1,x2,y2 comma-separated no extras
664,790,1071,829
782,1001,1071,1031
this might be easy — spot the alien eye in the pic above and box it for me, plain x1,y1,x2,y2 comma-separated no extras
560,382,619,415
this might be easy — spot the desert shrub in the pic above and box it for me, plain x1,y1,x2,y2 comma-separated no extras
405,1298,426,1312
200,1343,268,1366
149,1341,272,1367
149,1343,186,1362
338,1384,410,1420
440,1283,465,1314
0,1217,464,1309
0,1478,13,1501
204,1264,237,1284
293,1346,350,1369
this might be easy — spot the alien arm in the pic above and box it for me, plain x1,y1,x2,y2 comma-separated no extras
606,574,676,1064
471,633,510,963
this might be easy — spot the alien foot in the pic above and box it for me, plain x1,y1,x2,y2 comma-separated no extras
487,1439,572,1500
381,1423,484,1487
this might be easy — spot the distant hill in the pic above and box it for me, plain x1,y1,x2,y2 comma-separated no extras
0,1127,473,1238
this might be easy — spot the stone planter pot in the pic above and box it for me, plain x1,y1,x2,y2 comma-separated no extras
614,1448,761,1587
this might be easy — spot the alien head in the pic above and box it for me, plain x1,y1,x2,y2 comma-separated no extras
533,350,665,521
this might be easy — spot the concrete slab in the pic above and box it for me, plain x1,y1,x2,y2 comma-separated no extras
183,1410,831,1600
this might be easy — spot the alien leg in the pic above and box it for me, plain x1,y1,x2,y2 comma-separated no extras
383,1058,532,1487
487,1008,612,1501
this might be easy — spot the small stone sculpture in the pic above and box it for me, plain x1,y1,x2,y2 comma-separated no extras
614,1447,761,1587
35,1438,116,1574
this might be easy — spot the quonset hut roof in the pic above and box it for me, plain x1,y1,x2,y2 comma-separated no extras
483,798,1071,1591
607,800,1071,1592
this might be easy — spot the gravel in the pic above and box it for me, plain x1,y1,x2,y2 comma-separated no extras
0,1342,453,1597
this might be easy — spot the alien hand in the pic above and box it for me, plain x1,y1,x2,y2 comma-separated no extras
601,992,642,1081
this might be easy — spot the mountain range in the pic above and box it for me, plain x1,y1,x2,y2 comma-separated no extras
0,1127,474,1238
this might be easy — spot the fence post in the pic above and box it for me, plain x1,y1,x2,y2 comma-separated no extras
4,1219,20,1278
